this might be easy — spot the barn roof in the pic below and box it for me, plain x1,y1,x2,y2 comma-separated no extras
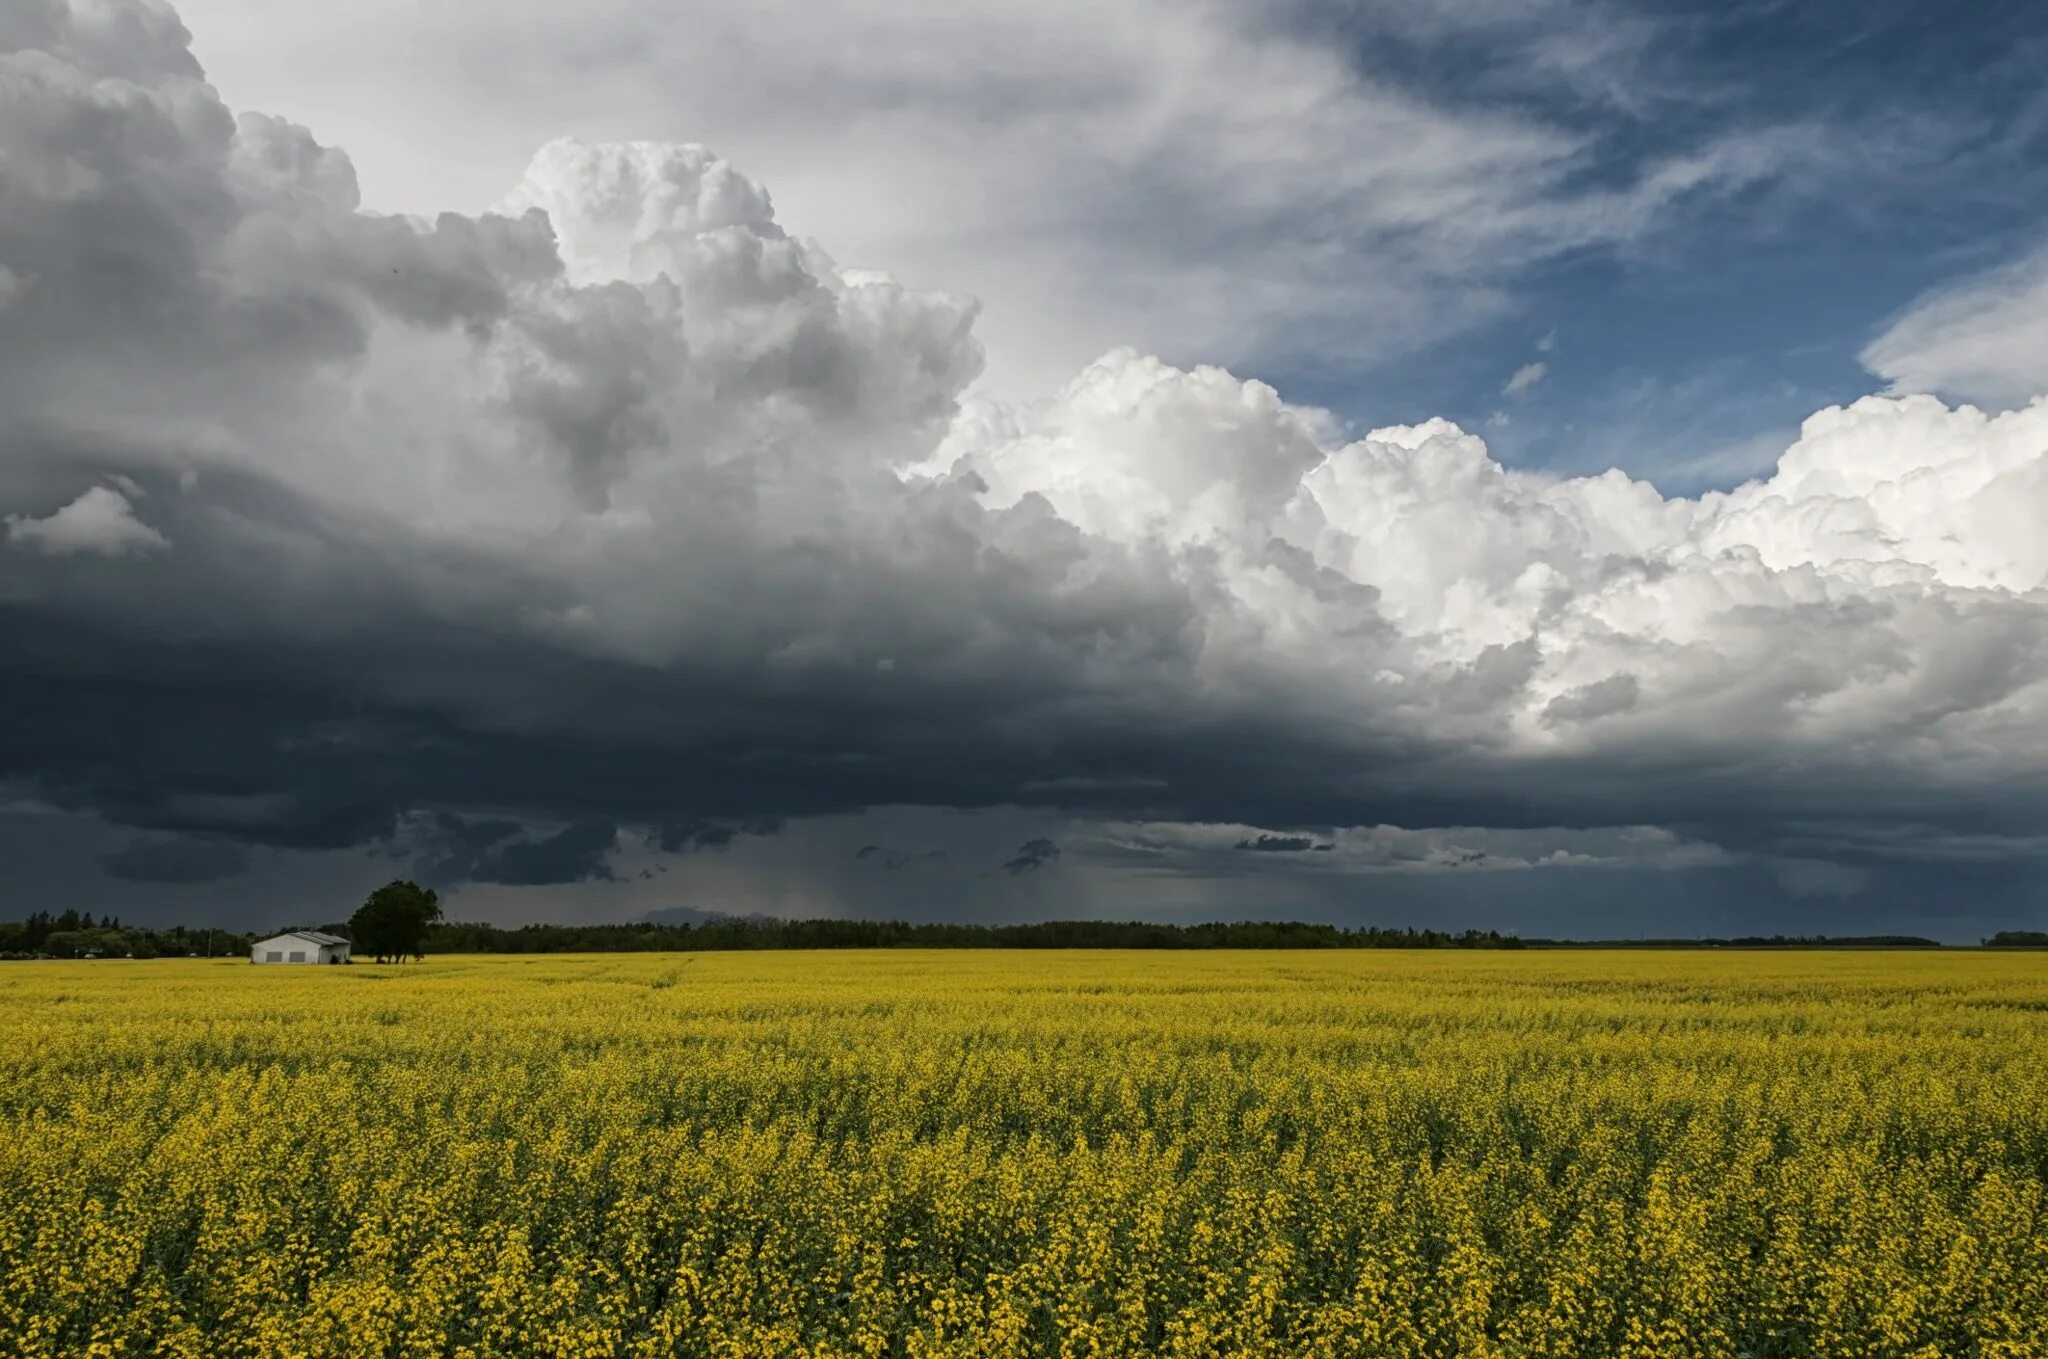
274,930,348,946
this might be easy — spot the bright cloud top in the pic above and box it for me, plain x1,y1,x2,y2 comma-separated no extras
3,0,2047,905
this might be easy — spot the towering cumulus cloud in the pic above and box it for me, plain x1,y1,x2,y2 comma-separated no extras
3,0,2046,917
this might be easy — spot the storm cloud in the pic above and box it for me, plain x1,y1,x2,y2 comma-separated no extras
1002,840,1063,877
4,0,2048,932
1236,836,1330,854
100,834,251,884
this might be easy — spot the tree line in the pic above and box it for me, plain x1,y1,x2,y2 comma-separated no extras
414,922,1951,951
422,918,1542,952
0,910,254,959
1,892,1968,961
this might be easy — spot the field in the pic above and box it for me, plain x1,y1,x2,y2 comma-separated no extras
4,951,2047,1358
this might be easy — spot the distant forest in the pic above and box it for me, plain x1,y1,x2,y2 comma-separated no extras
2,908,2012,958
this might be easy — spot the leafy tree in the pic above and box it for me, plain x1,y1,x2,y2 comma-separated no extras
349,881,443,963
43,930,91,959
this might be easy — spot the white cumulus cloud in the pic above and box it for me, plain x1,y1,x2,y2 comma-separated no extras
6,486,169,557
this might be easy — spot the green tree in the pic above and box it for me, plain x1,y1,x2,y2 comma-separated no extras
43,930,89,958
349,881,443,963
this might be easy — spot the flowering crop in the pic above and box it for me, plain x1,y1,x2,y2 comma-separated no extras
3,950,2045,1357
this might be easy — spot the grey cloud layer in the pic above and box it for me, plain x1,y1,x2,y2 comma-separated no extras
5,1,2048,914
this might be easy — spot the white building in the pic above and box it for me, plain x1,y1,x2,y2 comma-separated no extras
250,930,352,965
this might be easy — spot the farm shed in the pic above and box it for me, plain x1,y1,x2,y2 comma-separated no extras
250,931,352,965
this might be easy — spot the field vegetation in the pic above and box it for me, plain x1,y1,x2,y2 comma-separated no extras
3,950,2045,1357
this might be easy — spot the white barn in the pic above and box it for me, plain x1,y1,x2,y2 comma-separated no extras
250,930,352,965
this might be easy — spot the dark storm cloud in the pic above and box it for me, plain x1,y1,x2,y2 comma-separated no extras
468,820,620,886
1541,674,1640,726
855,845,946,870
658,819,785,853
8,580,2048,904
99,834,251,884
404,812,623,887
1002,839,1062,876
5,1,2048,926
1235,834,1326,853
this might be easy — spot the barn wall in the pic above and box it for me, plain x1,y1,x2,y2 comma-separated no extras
248,936,353,963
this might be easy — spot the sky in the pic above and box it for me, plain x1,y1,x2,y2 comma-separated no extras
3,0,2047,939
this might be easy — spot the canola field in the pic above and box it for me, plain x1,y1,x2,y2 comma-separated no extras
3,950,2047,1359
